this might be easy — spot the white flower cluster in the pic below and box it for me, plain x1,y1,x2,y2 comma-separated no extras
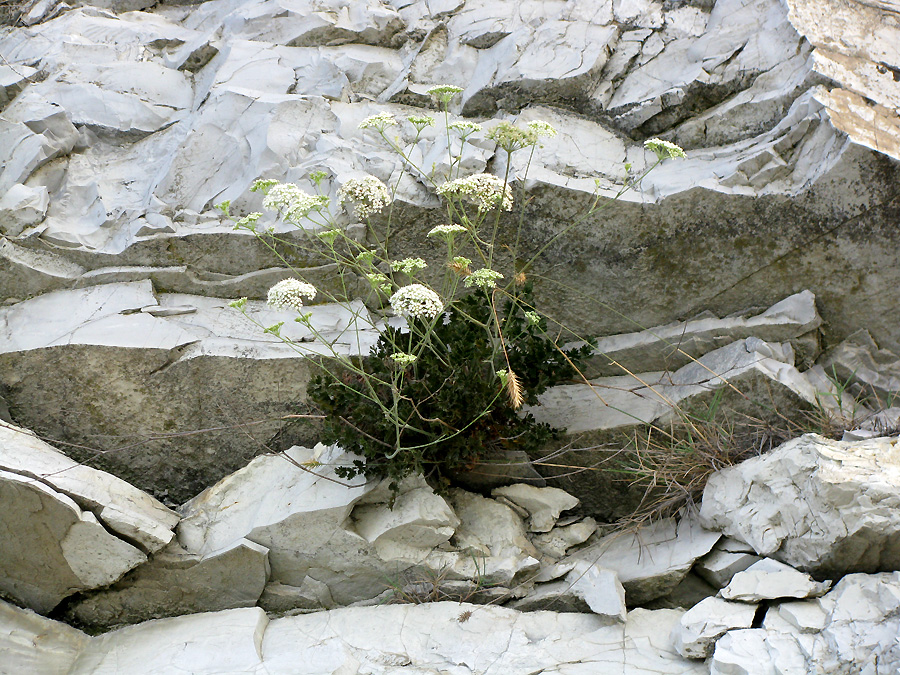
464,268,503,290
338,175,391,219
260,183,328,221
427,84,463,103
448,120,481,135
390,258,427,275
389,352,418,366
526,120,557,137
389,284,443,319
427,224,467,243
436,173,513,212
525,311,541,326
267,278,317,311
408,115,435,128
644,138,686,160
359,112,398,130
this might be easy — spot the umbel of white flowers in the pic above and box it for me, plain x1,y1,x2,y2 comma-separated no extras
389,284,444,319
267,278,317,311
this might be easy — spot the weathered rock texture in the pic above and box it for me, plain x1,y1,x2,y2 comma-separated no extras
700,433,900,577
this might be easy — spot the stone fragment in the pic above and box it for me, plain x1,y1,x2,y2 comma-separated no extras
763,599,827,634
811,571,900,671
68,539,269,629
568,514,720,605
673,596,757,659
710,629,809,675
700,433,900,576
511,561,626,624
720,558,831,602
0,421,178,553
531,517,598,558
491,483,580,532
438,489,541,585
0,183,48,236
0,599,89,674
694,546,763,589
818,329,900,402
0,471,146,613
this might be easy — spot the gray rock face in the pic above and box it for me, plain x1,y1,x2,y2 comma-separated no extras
566,514,721,606
0,281,378,502
67,538,269,629
0,470,147,613
0,600,89,675
700,433,900,576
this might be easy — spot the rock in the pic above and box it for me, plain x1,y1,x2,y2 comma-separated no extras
449,449,548,491
0,183,49,236
700,433,900,576
0,470,147,613
0,282,380,502
531,517,598,558
567,514,720,605
579,290,822,378
530,337,832,436
811,571,900,671
491,483,580,532
441,488,541,586
0,599,89,675
710,629,809,675
67,539,269,629
763,599,827,634
511,560,627,623
720,558,831,602
672,596,757,659
818,329,900,403
694,542,763,588
0,421,178,553
67,607,269,675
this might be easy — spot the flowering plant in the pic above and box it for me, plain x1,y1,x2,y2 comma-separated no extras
219,87,683,491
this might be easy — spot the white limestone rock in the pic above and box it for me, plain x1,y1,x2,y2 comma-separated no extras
527,337,833,435
491,483,580,533
0,470,146,613
818,329,900,402
438,488,541,586
511,560,627,623
0,183,49,236
710,628,809,675
531,517,598,558
567,514,720,605
576,291,821,377
0,599,89,675
673,596,757,659
694,543,763,589
0,421,178,553
763,599,827,634
811,571,900,672
68,607,269,675
720,558,831,603
67,538,269,629
700,433,900,576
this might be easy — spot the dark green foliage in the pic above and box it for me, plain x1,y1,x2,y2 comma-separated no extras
308,284,594,490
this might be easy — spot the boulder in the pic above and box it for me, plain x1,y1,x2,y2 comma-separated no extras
531,517,598,558
700,433,900,576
